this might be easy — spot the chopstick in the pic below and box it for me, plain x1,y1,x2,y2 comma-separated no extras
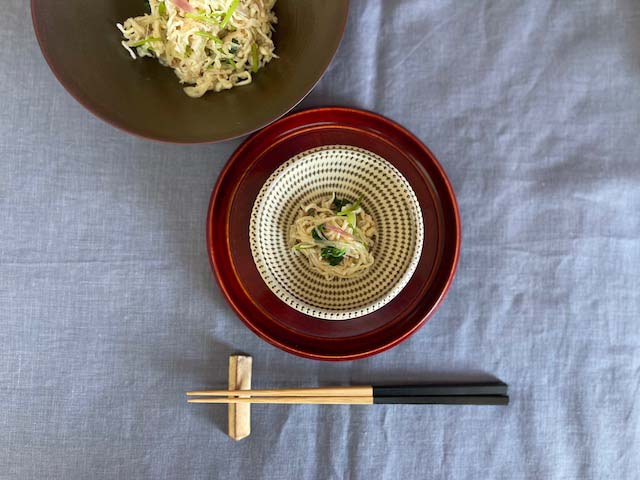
187,395,508,405
186,383,508,406
186,383,508,398
189,396,374,405
186,386,373,397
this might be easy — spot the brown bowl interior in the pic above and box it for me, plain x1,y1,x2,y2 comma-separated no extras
31,0,349,143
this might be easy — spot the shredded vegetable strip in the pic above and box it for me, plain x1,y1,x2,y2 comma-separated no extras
251,42,259,72
195,31,223,43
130,37,163,47
221,0,240,28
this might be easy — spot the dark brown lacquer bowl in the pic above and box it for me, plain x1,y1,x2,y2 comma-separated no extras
31,1,349,143
207,107,461,361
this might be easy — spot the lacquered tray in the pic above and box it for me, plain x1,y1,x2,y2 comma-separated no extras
207,107,460,360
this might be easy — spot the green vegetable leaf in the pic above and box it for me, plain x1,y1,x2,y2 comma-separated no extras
321,246,347,266
221,0,239,28
312,224,326,241
336,196,363,215
336,197,363,227
158,1,167,16
144,0,151,14
333,198,351,211
228,38,240,54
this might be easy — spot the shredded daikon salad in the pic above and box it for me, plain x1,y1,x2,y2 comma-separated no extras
117,0,277,98
289,194,377,280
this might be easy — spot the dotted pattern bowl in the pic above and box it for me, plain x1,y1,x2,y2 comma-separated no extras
250,145,424,320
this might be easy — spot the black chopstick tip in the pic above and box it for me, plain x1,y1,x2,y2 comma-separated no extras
373,395,509,406
373,383,508,398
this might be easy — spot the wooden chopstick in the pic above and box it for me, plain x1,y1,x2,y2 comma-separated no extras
186,383,508,398
187,395,509,406
186,383,509,406
186,386,373,397
189,396,374,405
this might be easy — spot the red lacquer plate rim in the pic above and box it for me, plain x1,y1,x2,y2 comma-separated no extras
207,107,461,360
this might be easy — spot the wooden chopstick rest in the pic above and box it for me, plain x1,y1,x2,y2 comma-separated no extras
228,355,252,441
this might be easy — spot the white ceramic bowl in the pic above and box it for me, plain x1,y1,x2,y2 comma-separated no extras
250,145,424,320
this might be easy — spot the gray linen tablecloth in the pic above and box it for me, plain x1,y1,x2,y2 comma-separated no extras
1,0,639,478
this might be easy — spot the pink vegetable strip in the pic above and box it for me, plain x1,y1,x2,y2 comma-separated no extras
324,224,355,240
171,0,195,13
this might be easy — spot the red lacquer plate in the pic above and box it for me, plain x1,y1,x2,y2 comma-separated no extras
207,107,461,361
